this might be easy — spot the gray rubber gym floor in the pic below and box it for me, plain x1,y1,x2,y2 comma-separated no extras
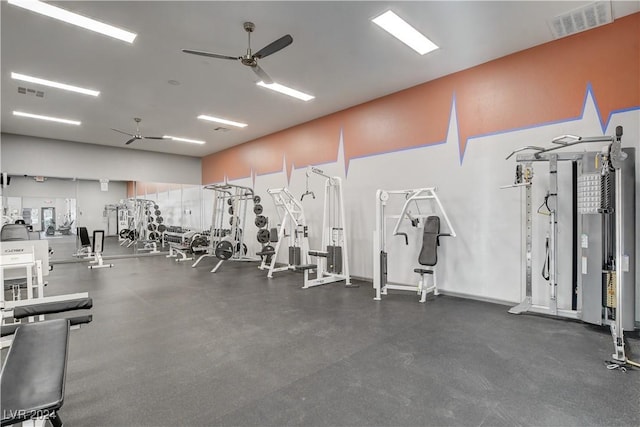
42,256,639,426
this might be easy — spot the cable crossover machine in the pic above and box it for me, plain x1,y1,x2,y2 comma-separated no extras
373,188,456,302
502,126,636,368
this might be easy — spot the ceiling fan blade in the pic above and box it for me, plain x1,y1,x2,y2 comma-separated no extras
143,136,168,140
112,128,135,137
182,49,239,61
125,138,137,145
253,34,292,59
252,64,273,84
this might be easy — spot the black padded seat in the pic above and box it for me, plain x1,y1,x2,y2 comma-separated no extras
1,224,30,241
12,298,93,320
418,216,440,267
256,250,276,256
296,264,316,271
308,250,328,258
1,315,92,338
1,319,70,427
413,268,434,274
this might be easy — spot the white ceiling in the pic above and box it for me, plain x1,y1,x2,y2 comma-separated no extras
2,1,638,158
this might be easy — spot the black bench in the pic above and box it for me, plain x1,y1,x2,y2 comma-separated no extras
1,319,70,427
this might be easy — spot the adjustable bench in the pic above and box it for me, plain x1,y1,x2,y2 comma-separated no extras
1,319,70,427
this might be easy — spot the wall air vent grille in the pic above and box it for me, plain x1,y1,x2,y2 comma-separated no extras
18,86,44,98
548,1,612,39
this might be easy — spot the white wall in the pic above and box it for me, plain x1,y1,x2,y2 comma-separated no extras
76,180,128,234
0,133,202,184
237,96,640,309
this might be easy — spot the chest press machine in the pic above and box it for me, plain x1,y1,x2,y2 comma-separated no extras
503,126,637,367
373,188,456,302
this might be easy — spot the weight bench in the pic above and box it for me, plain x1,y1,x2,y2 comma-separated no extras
1,319,70,427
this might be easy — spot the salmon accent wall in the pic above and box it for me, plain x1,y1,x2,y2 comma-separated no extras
202,13,640,184
127,181,183,197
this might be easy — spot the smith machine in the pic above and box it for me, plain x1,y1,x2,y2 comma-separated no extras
192,182,257,273
261,167,354,289
503,126,637,367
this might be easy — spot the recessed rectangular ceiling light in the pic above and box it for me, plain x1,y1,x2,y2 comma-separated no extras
11,72,100,96
197,115,247,128
13,111,81,125
256,82,315,102
7,0,137,43
163,135,206,145
372,10,438,55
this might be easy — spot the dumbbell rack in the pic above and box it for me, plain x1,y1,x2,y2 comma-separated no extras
192,183,260,273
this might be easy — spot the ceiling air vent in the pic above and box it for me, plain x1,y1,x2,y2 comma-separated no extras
548,1,612,39
18,86,44,98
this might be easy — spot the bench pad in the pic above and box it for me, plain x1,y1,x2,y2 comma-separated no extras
1,319,70,426
12,298,93,320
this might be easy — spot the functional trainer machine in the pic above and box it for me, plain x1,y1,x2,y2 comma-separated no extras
373,188,456,302
503,126,636,366
192,182,257,272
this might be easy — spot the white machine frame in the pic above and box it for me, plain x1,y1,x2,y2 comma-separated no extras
260,187,310,277
301,167,352,288
373,188,456,302
192,182,257,273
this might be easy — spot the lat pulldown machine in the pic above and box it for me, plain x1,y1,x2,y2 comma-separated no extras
503,126,636,366
298,167,354,289
263,167,353,288
373,188,456,302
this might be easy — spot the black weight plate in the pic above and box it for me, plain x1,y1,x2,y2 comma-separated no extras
154,204,159,210
227,198,233,206
148,216,154,223
257,229,270,243
215,241,234,260
156,216,164,224
253,204,263,215
119,229,129,238
228,206,234,215
155,209,161,216
158,224,167,232
253,195,261,204
255,215,267,228
229,216,239,226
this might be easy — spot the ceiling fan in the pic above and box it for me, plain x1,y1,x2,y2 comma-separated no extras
111,117,167,145
182,22,292,84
